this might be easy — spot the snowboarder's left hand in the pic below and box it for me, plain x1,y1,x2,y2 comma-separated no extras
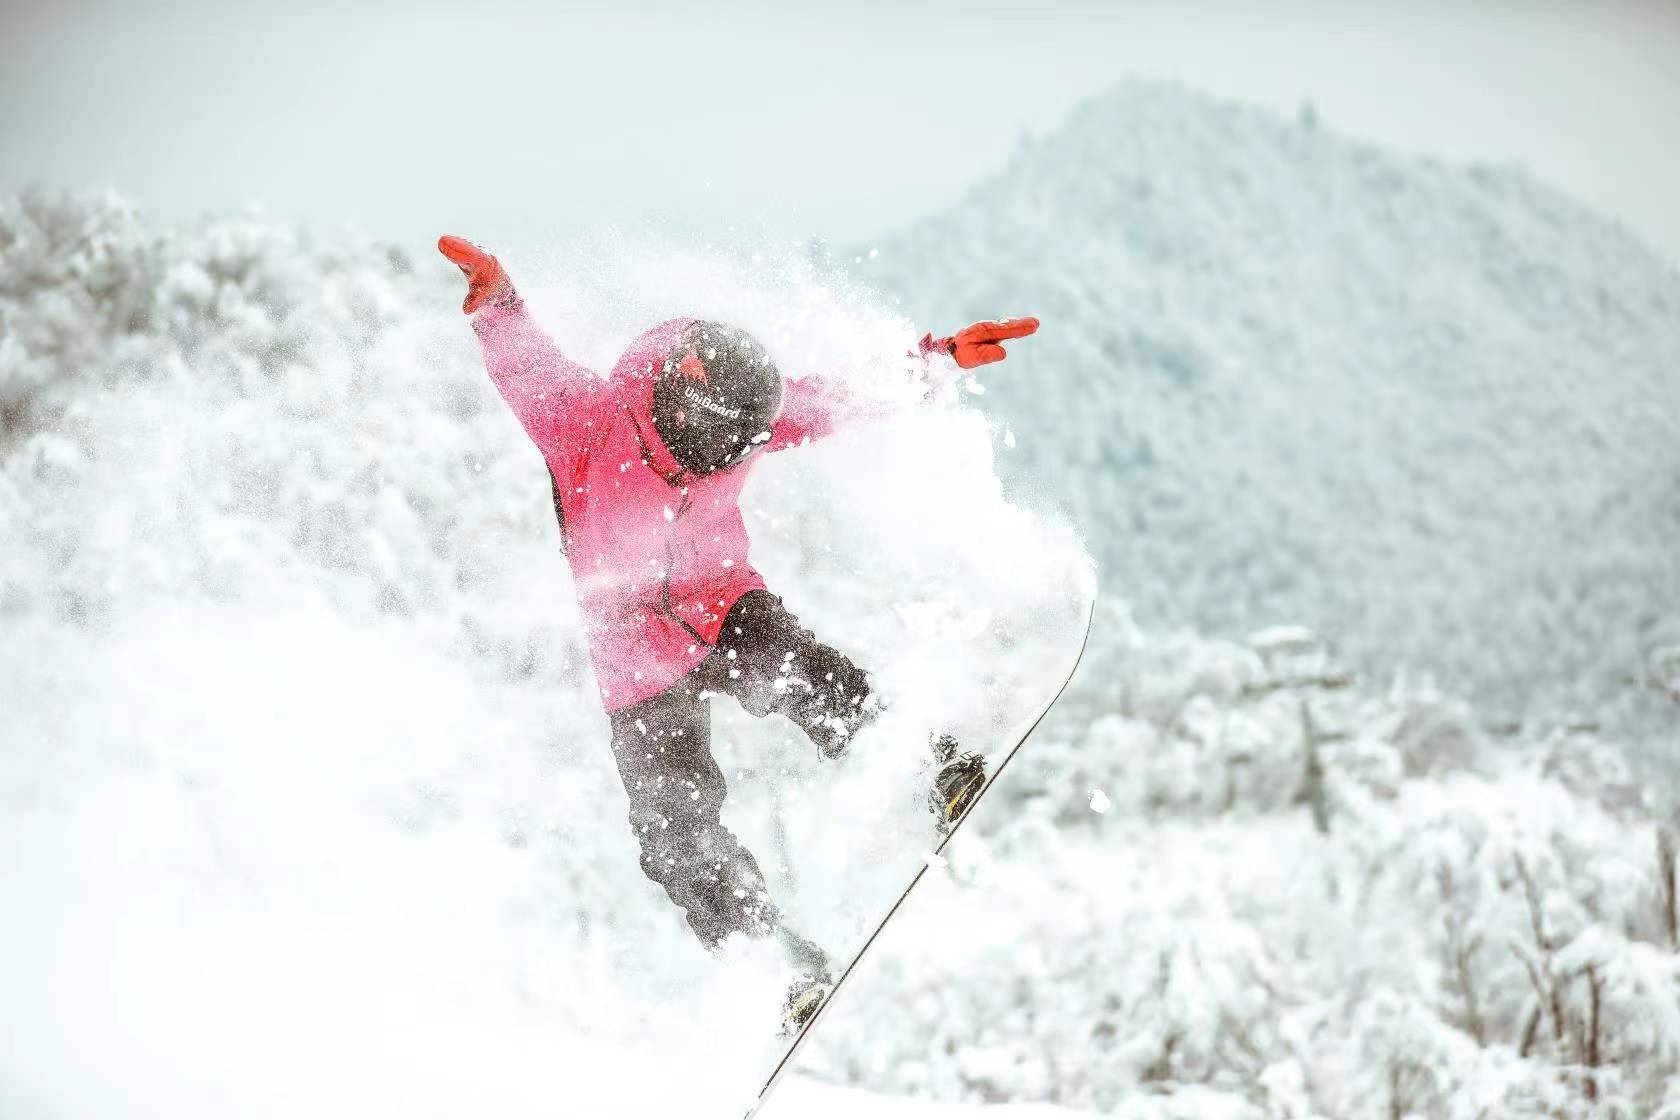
919,317,1040,369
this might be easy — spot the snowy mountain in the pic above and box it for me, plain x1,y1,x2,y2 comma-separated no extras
855,82,1680,746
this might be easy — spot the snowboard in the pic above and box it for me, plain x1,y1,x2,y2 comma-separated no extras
747,597,1097,1118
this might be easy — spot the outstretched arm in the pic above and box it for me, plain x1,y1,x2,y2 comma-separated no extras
439,235,600,450
763,371,870,452
764,316,1040,454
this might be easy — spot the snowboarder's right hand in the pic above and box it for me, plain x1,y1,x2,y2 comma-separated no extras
437,235,520,314
918,317,1040,369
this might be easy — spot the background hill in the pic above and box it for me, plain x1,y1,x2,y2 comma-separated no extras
854,82,1680,751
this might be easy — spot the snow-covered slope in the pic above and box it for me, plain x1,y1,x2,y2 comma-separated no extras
855,82,1680,745
0,190,1100,1118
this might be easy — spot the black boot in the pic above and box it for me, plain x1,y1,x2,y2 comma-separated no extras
929,734,986,834
782,973,831,1035
777,926,834,1035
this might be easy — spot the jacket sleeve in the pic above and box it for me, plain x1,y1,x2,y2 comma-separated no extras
765,337,961,453
470,303,605,452
764,373,892,453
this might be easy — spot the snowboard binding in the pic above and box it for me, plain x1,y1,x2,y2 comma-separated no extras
929,734,986,834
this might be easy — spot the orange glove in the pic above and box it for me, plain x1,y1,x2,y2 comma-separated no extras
918,317,1040,369
437,235,520,314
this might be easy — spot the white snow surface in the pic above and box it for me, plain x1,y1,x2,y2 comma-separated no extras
0,602,1099,1120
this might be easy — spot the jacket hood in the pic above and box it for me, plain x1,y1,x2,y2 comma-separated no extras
610,317,697,482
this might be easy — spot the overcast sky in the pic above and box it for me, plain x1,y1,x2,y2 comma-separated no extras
4,0,1678,262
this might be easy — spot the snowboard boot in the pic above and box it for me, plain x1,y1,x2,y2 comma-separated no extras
776,925,834,1036
782,973,832,1036
929,734,986,835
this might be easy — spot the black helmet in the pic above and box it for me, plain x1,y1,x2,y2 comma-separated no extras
652,321,783,474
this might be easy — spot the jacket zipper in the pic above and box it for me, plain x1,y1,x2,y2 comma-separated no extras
657,486,710,647
627,407,712,648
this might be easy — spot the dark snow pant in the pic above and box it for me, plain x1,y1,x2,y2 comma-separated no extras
607,590,876,954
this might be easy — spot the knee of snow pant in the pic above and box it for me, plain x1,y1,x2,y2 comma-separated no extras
706,589,879,759
607,683,780,947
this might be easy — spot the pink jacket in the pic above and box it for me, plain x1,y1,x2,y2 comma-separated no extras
471,306,868,711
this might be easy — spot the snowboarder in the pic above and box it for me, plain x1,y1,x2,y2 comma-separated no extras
438,235,1037,1024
